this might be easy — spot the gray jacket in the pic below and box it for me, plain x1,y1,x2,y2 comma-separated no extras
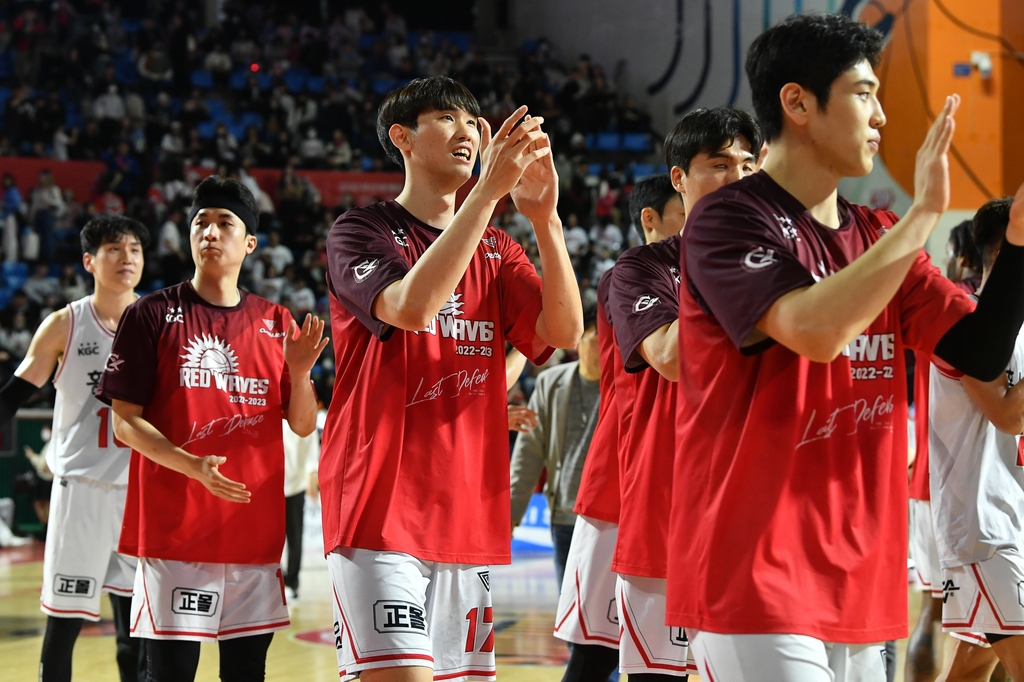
510,361,597,526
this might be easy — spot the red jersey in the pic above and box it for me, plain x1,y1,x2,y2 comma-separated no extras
669,171,974,643
322,201,551,565
573,269,622,524
96,283,293,565
607,236,680,579
908,277,980,501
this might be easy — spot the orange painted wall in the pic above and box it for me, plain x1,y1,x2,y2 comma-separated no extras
861,0,1019,209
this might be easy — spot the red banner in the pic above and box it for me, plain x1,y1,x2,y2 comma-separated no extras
3,158,106,204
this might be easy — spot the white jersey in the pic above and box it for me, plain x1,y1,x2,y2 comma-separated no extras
929,324,1024,568
47,297,131,484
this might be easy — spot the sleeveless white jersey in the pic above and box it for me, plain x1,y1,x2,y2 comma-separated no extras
929,324,1024,569
47,297,131,484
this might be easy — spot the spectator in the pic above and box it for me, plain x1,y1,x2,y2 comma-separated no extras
203,43,233,84
262,231,294,273
160,121,185,160
58,264,87,302
325,130,353,170
2,173,24,262
0,311,33,360
52,126,75,162
282,418,320,601
157,207,187,285
283,268,316,315
137,41,174,91
22,264,61,305
28,169,66,263
298,127,326,168
102,141,142,199
213,122,239,163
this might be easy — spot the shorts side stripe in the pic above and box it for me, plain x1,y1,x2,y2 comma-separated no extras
943,591,983,628
618,584,690,673
972,564,1024,631
219,619,291,637
40,602,101,619
572,570,618,645
433,668,498,680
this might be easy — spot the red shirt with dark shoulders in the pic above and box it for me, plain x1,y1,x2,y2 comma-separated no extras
669,171,975,643
96,283,293,565
606,236,680,578
321,200,552,565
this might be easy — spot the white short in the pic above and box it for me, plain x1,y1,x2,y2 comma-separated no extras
553,515,619,647
130,558,290,641
616,575,696,676
41,476,136,620
910,499,942,597
692,632,887,682
327,548,495,681
941,547,1024,637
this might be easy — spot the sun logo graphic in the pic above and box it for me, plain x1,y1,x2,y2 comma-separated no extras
179,334,270,395
415,292,495,342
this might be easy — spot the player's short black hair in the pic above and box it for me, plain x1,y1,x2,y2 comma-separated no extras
972,197,1014,269
80,215,150,255
746,13,884,141
376,76,482,168
191,175,259,234
582,301,599,333
629,174,679,245
948,219,983,274
664,107,763,174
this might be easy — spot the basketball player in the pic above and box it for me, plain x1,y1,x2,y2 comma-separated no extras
0,216,148,682
607,107,761,682
668,12,1024,681
929,196,1024,679
96,176,327,682
906,220,984,682
320,76,582,682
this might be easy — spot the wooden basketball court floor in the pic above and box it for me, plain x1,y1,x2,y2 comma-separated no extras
1,508,925,681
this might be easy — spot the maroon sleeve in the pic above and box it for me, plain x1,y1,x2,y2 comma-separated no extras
899,250,975,354
607,247,679,372
496,231,553,365
95,297,162,407
684,189,816,349
326,207,410,341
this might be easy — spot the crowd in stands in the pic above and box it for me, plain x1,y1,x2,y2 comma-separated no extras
0,0,664,405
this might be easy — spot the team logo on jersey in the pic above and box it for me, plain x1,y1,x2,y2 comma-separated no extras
811,261,837,283
481,236,501,259
741,247,778,272
393,227,408,248
373,600,427,634
259,318,286,338
353,259,379,283
941,579,959,604
171,588,219,616
477,570,490,592
774,214,798,240
669,265,681,285
104,353,124,373
669,627,688,647
77,341,100,356
841,333,895,362
632,294,660,314
54,574,95,598
179,334,270,395
165,306,183,323
415,293,495,342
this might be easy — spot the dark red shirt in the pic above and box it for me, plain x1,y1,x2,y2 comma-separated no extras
607,236,680,579
321,201,551,564
96,283,293,565
668,171,974,642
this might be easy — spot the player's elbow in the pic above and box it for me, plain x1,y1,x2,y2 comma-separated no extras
111,412,131,444
542,313,583,350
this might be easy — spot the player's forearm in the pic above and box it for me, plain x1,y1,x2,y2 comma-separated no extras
758,205,940,362
533,216,583,349
377,190,498,331
961,376,1024,436
111,404,203,479
639,321,679,382
505,349,527,389
285,374,318,437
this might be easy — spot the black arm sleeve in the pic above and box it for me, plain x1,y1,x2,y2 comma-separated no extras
0,375,40,423
934,243,1024,381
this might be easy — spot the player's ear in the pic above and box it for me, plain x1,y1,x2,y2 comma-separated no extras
82,251,95,274
389,123,413,155
245,234,258,254
640,206,658,232
779,83,811,129
669,166,686,196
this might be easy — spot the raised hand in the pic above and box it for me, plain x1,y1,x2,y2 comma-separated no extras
284,313,329,376
913,94,960,215
511,130,558,224
195,455,250,503
476,106,551,202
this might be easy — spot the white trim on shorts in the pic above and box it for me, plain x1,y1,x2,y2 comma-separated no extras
616,575,696,676
552,515,620,647
941,548,1024,637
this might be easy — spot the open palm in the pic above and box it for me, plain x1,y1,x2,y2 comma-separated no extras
511,134,558,222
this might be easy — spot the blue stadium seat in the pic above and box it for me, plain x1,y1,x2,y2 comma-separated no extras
121,19,142,33
656,164,668,173
229,70,249,90
595,132,621,152
632,163,656,179
239,112,263,129
438,31,472,52
361,156,375,171
587,163,603,177
0,52,13,80
0,87,9,128
284,69,307,93
258,74,273,90
359,34,380,51
372,78,397,96
256,233,269,248
6,275,26,291
228,123,247,140
149,279,164,291
621,133,651,152
205,98,226,117
197,121,217,139
307,76,325,93
190,70,214,89
0,287,13,310
3,262,28,280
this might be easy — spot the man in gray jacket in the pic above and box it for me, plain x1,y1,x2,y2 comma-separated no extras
511,304,600,589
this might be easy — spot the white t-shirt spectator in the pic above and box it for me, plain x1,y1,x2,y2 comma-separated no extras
157,219,182,259
263,242,294,273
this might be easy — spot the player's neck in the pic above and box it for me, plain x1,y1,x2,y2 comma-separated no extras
395,169,460,230
761,134,842,229
190,271,241,307
90,286,137,332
